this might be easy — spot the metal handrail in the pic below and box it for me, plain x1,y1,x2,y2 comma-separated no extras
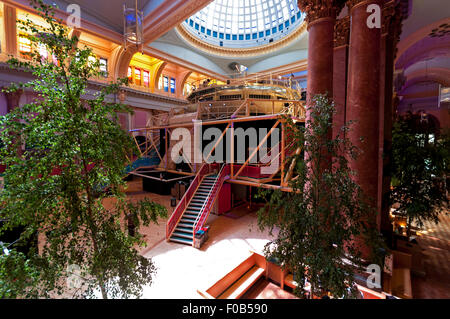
166,164,205,239
192,164,229,247
166,163,216,239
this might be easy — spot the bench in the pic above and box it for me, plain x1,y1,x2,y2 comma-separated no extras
197,252,266,299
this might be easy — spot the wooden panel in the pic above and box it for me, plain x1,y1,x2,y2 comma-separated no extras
218,266,264,299
266,261,283,285
207,255,256,297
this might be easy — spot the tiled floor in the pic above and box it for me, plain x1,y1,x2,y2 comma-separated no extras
411,212,450,299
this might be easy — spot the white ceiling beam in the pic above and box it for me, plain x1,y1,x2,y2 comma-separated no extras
142,0,213,46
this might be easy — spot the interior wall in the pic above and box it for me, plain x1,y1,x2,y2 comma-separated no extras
0,2,5,54
0,92,7,115
133,109,150,129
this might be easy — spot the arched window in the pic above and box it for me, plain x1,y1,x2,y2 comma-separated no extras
143,70,150,87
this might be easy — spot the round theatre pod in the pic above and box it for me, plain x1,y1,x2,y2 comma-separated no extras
176,0,306,57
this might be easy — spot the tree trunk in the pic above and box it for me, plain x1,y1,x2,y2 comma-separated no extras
406,217,412,238
99,282,107,299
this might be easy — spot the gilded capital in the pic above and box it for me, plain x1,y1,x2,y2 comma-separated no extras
334,16,350,47
383,1,408,59
346,0,382,11
297,0,346,24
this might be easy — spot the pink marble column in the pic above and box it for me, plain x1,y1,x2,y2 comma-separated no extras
333,16,350,140
4,89,22,112
379,2,405,241
306,17,335,108
346,0,383,239
298,1,343,171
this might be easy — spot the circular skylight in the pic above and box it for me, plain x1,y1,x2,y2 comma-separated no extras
181,0,304,48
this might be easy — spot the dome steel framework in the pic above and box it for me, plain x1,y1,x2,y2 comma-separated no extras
181,0,304,48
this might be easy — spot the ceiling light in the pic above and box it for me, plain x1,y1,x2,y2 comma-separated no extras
123,0,144,52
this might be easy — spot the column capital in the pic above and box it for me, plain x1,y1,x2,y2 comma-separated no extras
382,1,408,58
118,89,127,103
298,0,346,25
334,16,350,47
382,1,396,34
346,0,381,11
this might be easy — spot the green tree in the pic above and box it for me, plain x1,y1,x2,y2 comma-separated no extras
0,0,166,299
257,94,384,299
390,112,449,237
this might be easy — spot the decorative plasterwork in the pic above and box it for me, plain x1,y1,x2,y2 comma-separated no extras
297,0,346,24
382,1,408,59
346,0,379,11
334,15,350,47
175,21,308,58
382,1,397,35
0,62,188,108
429,23,450,38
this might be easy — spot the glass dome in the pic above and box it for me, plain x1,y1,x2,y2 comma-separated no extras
181,0,304,48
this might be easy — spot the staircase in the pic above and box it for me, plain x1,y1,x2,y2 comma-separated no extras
169,175,218,245
125,131,162,176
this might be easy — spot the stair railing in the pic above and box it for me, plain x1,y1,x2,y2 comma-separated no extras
192,164,230,247
166,163,218,240
167,125,228,241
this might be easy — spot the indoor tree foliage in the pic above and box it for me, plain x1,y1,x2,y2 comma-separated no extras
257,94,385,299
0,0,166,298
390,112,449,236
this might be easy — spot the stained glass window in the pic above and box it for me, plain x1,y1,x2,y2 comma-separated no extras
99,58,108,76
134,67,141,85
170,78,176,94
163,76,169,92
143,70,150,87
18,35,32,58
38,43,48,61
128,67,132,83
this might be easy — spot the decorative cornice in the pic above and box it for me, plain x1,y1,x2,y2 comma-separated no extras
297,0,346,24
143,46,229,82
334,16,350,47
0,61,188,107
175,21,308,58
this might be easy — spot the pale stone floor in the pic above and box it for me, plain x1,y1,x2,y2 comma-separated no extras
411,211,450,299
139,204,275,299
93,178,450,299
118,178,275,298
